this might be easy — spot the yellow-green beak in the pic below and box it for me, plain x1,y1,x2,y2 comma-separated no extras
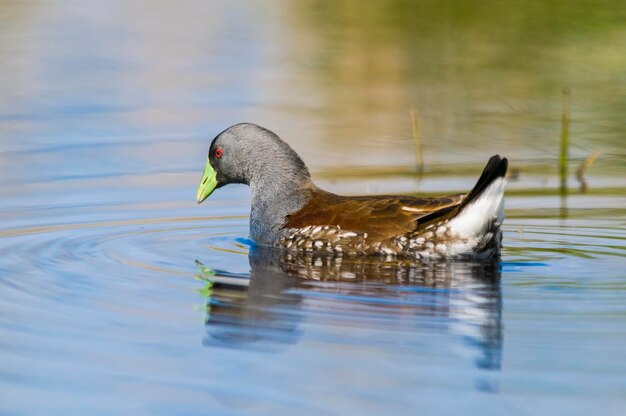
196,159,218,204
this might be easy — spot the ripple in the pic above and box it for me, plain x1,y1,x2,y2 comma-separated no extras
504,219,626,261
0,214,250,305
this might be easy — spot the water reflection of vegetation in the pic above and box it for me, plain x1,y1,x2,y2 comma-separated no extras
286,0,626,172
315,161,624,185
196,247,503,384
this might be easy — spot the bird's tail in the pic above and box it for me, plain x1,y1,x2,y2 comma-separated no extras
458,155,508,214
446,155,508,252
410,155,508,259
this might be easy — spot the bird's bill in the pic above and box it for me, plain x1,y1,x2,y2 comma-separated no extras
196,160,218,204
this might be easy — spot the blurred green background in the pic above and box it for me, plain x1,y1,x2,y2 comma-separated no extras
1,0,624,183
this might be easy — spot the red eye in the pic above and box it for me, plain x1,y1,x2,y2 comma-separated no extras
215,147,223,159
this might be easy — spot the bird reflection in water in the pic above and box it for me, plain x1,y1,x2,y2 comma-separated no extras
195,247,502,390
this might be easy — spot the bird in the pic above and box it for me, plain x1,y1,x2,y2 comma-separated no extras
197,123,508,260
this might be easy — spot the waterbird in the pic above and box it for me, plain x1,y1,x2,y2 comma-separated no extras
197,123,508,259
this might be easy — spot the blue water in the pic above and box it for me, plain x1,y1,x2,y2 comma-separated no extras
1,1,626,415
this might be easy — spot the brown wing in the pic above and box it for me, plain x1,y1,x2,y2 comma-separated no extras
284,189,464,241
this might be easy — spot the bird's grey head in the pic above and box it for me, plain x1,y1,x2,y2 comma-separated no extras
197,123,312,204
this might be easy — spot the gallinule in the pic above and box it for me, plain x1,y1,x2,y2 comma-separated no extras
197,123,508,259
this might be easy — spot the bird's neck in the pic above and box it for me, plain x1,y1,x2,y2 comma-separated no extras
248,168,315,246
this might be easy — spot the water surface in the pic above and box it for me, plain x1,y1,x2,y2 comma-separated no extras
1,1,625,415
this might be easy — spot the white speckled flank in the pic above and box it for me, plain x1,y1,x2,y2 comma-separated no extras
279,225,370,255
